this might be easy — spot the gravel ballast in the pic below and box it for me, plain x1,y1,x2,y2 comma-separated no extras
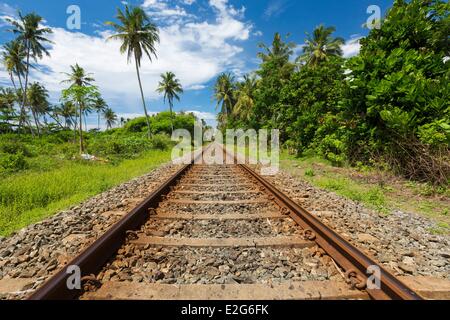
263,169,449,280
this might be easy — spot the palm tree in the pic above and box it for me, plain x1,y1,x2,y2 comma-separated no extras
214,73,236,117
7,12,53,132
55,102,77,129
27,82,49,136
106,5,160,138
1,40,27,91
233,75,257,122
298,25,344,67
156,72,183,133
258,32,296,65
0,87,17,132
103,107,117,130
93,97,108,130
1,40,30,131
61,64,95,145
62,63,95,88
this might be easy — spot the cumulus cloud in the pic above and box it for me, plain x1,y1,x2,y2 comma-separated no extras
342,37,362,58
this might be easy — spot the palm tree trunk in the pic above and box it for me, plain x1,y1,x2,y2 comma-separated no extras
9,73,17,91
79,101,84,154
134,55,152,139
97,112,100,131
16,66,32,133
22,42,34,137
169,101,174,134
31,108,41,137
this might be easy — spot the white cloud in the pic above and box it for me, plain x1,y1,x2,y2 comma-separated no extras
187,110,216,120
342,37,362,58
0,2,16,16
264,0,290,19
186,84,207,90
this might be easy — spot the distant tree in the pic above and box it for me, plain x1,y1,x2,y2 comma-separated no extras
62,85,99,153
103,107,117,130
214,73,236,129
27,82,49,136
61,64,96,152
106,5,159,138
157,71,183,133
93,97,108,130
0,87,18,132
233,75,257,122
1,40,27,91
298,25,344,67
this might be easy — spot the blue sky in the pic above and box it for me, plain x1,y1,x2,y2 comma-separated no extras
0,0,393,128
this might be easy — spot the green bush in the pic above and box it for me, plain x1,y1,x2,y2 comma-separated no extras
150,134,172,150
0,152,28,172
87,134,153,158
124,117,149,133
0,141,32,157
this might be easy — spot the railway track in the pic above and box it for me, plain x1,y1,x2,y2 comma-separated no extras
28,144,423,300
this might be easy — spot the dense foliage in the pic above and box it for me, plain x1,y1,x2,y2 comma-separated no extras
215,0,449,184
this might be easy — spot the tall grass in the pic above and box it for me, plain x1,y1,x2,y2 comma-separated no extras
0,150,171,236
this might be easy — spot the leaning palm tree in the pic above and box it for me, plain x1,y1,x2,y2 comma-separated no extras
1,40,29,131
156,72,183,133
56,102,77,129
1,40,27,90
106,5,160,138
93,97,108,130
298,25,344,67
214,73,236,118
103,107,117,130
7,12,53,128
27,82,49,136
233,75,257,122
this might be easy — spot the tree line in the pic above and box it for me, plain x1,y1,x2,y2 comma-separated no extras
214,0,449,184
0,4,183,153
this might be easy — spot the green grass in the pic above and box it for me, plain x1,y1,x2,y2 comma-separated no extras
0,149,172,236
279,150,450,232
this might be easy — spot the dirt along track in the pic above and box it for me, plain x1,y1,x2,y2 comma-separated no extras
27,144,450,300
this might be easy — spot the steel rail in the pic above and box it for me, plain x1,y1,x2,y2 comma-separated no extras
28,146,207,300
238,163,422,300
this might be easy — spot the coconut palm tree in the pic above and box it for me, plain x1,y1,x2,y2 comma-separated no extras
214,73,236,118
61,64,97,153
93,97,108,130
233,75,257,122
258,32,296,65
1,40,27,91
106,5,159,138
103,107,117,130
62,63,95,88
61,63,95,133
0,87,17,132
7,12,52,130
1,40,31,131
27,82,49,136
56,102,77,129
298,25,344,67
157,72,183,133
